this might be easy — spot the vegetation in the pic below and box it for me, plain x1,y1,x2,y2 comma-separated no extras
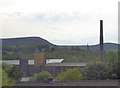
55,68,82,81
29,71,53,82
2,44,118,63
54,61,119,81
2,69,15,86
2,63,23,81
80,61,119,80
8,66,23,81
46,50,99,62
81,61,109,80
2,43,119,82
2,63,23,86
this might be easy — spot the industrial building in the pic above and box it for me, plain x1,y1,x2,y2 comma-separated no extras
2,50,86,78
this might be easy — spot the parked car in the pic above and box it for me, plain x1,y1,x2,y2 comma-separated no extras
46,78,54,86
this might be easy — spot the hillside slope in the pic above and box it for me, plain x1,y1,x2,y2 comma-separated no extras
2,37,53,46
58,43,119,51
2,37,118,51
79,43,118,51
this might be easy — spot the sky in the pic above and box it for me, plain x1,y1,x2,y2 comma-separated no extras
0,0,119,45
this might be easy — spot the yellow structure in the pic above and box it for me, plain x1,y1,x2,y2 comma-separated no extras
34,51,46,66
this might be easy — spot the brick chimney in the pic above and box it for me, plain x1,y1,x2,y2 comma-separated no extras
100,20,104,61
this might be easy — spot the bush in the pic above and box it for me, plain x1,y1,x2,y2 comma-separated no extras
8,66,23,81
2,69,15,86
2,63,23,81
2,63,13,73
29,71,53,82
107,61,119,79
81,61,118,80
55,68,82,81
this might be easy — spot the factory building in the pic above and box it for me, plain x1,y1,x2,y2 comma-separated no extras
2,49,86,78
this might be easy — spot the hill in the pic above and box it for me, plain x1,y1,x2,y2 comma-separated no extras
2,37,53,46
2,37,119,51
58,43,118,52
2,37,118,61
87,43,118,51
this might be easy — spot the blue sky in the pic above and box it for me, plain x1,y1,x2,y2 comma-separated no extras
0,0,118,45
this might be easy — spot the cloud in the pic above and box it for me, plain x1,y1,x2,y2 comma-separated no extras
0,0,118,45
0,12,84,23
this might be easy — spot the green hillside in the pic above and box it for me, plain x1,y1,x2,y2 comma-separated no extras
2,37,118,62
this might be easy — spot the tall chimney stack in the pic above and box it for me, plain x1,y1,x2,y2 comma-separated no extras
100,20,104,61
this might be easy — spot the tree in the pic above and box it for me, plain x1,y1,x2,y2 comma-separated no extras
55,68,82,81
49,45,55,52
2,69,15,86
2,63,23,81
8,66,23,81
81,61,118,80
2,63,13,73
107,61,119,79
29,71,53,82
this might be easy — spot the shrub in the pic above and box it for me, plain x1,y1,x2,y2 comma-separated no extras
8,66,23,81
107,61,119,79
2,63,23,81
29,71,53,82
2,63,13,73
81,61,118,80
55,68,82,81
2,69,15,86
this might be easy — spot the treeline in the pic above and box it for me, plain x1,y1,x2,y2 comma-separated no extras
2,44,118,62
2,44,56,60
46,50,118,62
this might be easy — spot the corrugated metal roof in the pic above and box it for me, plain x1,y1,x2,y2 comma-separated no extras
2,59,64,65
45,63,86,66
47,59,64,64
2,60,19,65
